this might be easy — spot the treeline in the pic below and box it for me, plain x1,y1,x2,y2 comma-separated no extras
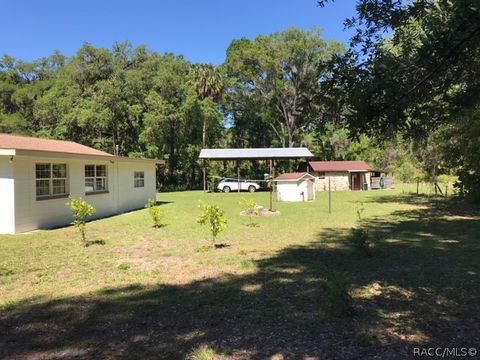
0,44,221,189
0,20,476,198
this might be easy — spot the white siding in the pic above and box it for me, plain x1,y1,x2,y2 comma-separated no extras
0,157,15,234
116,162,156,212
276,179,315,202
8,156,156,234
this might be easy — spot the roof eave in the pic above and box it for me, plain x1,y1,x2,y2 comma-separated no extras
9,150,163,164
12,149,114,160
275,173,315,181
311,168,372,172
114,156,165,164
0,149,16,156
200,156,312,160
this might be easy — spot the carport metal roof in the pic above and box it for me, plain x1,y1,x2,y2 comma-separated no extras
199,147,313,160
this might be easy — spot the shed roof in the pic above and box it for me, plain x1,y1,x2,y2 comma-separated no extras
0,133,113,157
274,172,315,181
199,148,313,160
309,160,373,172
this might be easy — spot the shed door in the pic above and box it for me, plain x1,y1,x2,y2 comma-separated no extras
352,173,361,191
307,179,314,200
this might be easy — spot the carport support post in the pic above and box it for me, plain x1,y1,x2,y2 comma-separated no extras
237,160,240,193
202,159,207,192
269,176,273,211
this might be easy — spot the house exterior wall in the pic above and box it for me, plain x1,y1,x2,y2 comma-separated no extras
0,157,15,234
8,155,156,234
313,171,350,191
312,171,372,191
276,179,315,202
116,161,157,212
365,172,371,188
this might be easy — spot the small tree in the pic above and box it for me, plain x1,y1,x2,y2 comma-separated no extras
240,197,259,227
145,198,165,227
197,203,227,244
320,271,354,317
349,228,373,257
66,197,96,246
354,201,364,220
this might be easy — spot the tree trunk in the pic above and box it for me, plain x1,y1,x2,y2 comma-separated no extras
286,113,295,148
169,123,176,176
202,115,206,149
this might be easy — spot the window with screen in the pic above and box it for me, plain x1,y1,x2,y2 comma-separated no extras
85,164,108,193
134,171,145,188
36,163,68,198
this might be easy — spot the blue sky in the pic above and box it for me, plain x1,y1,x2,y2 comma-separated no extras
0,0,357,64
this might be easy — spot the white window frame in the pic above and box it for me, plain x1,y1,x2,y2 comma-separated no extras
35,163,68,199
85,164,108,194
134,171,145,188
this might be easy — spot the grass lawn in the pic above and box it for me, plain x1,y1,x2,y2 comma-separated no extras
1,187,479,359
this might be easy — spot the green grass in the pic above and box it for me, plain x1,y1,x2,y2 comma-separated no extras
1,186,479,359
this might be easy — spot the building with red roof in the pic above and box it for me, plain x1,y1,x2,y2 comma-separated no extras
299,160,376,191
0,133,163,234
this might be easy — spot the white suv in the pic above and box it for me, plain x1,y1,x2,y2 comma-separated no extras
217,178,260,193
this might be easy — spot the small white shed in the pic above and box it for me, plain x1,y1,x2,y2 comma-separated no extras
274,172,316,202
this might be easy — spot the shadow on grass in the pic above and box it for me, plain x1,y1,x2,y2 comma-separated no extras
1,195,479,359
85,239,106,247
155,201,174,206
214,243,231,249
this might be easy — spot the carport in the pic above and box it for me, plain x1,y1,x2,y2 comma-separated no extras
198,148,313,191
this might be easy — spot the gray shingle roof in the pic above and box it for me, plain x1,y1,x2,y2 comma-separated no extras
199,148,313,160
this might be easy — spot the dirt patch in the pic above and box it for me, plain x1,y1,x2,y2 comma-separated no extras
240,206,280,217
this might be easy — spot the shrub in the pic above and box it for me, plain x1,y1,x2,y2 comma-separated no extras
320,271,354,317
349,228,373,256
66,197,96,246
208,177,218,192
145,198,165,228
239,197,259,226
197,203,227,244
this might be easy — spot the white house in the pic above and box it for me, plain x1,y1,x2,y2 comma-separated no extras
0,134,162,234
274,172,316,202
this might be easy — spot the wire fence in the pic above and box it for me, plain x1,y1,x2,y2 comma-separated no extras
397,182,457,197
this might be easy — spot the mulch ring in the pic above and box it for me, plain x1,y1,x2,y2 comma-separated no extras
240,206,280,217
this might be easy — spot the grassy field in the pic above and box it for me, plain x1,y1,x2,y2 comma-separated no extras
1,187,479,359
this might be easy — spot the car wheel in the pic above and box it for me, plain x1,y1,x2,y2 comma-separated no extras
248,185,256,193
223,186,231,193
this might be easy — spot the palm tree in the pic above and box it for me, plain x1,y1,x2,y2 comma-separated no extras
189,64,224,148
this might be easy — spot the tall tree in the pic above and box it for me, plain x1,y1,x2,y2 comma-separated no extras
225,28,344,147
188,64,224,148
